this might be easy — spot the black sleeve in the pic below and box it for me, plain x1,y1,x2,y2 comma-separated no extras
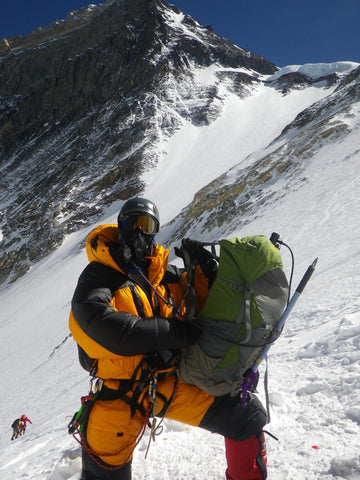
71,262,192,356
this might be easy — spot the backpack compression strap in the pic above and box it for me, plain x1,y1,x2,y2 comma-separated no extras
217,276,254,343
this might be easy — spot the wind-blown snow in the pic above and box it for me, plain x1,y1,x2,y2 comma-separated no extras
0,61,360,480
268,61,359,81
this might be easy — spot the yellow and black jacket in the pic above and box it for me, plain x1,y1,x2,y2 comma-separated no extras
69,225,268,468
69,224,209,381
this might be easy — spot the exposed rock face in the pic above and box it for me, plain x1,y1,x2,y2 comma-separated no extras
1,0,276,154
268,71,338,94
0,0,276,286
0,38,11,55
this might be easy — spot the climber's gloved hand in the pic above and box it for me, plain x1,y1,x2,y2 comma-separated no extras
145,349,179,371
148,316,201,351
175,238,218,283
175,238,212,264
182,321,202,345
144,321,200,370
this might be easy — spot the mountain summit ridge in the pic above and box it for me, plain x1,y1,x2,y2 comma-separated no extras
0,0,359,288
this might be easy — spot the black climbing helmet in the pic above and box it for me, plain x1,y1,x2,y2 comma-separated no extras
117,197,160,236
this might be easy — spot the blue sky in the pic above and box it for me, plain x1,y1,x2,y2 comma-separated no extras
1,0,359,67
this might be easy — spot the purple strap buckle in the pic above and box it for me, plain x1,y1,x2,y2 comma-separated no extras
240,369,259,407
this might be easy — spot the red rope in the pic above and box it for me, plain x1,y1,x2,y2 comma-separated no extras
72,403,152,471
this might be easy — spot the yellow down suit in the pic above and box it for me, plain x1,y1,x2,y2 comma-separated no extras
69,224,267,473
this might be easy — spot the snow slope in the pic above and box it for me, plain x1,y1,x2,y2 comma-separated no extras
144,61,348,223
0,62,360,479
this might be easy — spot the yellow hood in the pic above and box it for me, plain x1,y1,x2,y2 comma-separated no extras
85,224,171,284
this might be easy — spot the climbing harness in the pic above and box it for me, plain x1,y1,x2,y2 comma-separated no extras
144,372,179,458
131,260,195,321
68,358,178,471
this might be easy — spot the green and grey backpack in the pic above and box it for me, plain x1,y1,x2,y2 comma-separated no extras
178,235,289,396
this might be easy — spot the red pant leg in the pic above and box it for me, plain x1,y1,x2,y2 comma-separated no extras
225,431,267,480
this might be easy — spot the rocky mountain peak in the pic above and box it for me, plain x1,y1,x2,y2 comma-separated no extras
1,1,357,289
0,0,277,287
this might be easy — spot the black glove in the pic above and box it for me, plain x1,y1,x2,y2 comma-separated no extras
175,238,211,264
145,350,179,371
144,322,200,370
147,317,201,351
175,238,218,283
182,321,202,345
